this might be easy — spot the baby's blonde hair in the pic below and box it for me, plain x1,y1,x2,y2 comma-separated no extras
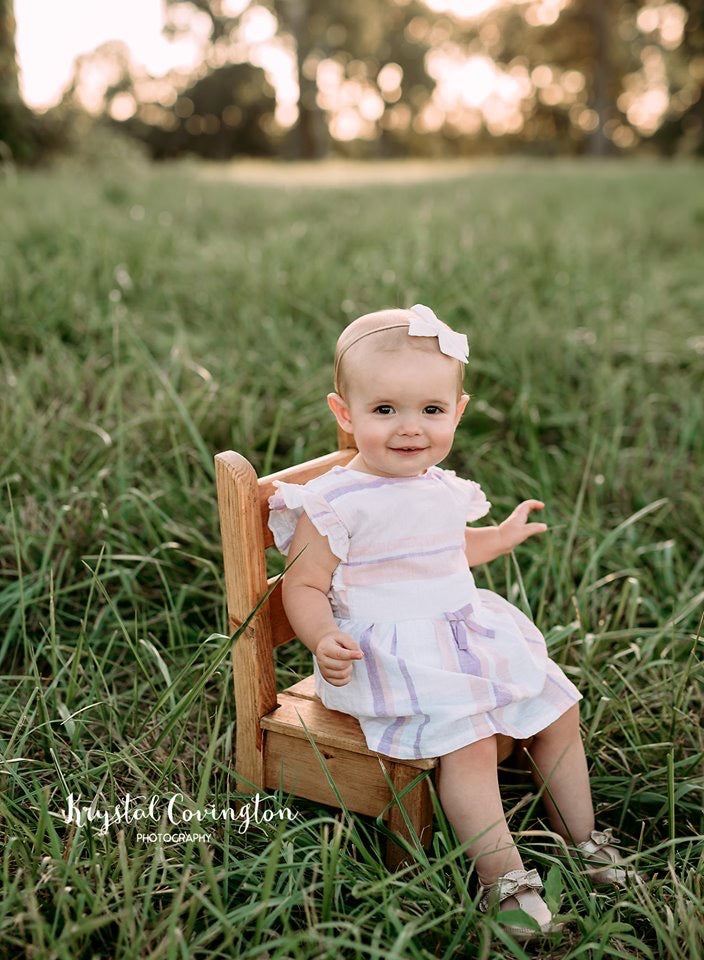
334,308,465,401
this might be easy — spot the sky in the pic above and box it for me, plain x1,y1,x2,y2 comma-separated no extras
15,0,205,109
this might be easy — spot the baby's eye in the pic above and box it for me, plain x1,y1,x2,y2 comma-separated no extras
424,405,445,415
373,404,394,415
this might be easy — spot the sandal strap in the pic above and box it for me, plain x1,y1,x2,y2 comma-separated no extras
479,868,543,913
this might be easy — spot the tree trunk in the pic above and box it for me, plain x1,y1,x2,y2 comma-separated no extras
0,0,45,163
282,0,328,159
586,0,611,156
0,0,21,113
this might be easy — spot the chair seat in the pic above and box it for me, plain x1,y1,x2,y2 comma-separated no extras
259,674,437,818
262,675,438,770
259,673,522,821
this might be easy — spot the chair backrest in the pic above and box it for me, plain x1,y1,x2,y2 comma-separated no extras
214,436,356,739
216,447,357,647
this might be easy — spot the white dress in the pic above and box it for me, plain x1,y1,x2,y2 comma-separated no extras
268,464,582,760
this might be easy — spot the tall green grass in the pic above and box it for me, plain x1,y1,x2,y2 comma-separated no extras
1,157,702,958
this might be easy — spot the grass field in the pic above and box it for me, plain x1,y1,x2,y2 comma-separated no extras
1,156,703,959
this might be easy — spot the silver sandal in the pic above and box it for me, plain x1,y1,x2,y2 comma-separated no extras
478,868,563,941
577,828,644,887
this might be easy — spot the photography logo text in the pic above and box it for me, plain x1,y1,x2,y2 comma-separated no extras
60,792,298,842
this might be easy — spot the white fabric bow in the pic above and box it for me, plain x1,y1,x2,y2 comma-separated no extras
408,304,469,364
479,868,543,912
586,828,621,848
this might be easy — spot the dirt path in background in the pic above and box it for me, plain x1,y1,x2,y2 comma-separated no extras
192,158,500,187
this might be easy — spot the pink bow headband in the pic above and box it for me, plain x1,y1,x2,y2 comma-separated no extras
333,304,469,393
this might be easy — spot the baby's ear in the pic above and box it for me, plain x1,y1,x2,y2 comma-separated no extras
327,392,353,432
455,393,470,422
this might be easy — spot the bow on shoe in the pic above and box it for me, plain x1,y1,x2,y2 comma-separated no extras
479,868,543,913
585,828,620,848
577,827,645,887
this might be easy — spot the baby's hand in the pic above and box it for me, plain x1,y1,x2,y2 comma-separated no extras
499,500,548,552
314,632,364,686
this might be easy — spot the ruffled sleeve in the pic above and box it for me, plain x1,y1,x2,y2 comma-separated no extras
440,469,492,523
267,480,350,562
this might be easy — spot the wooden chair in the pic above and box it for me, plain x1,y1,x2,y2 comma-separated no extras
215,430,517,867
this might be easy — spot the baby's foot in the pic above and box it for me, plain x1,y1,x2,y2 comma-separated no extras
478,868,563,941
577,828,645,888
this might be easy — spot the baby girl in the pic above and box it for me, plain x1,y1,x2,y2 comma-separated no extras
268,305,640,940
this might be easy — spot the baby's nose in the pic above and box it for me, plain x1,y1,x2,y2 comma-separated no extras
398,416,422,435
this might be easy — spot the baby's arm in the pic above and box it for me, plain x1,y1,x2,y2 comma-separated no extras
465,500,547,566
282,513,363,686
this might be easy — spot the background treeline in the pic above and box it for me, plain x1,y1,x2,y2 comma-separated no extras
1,0,703,165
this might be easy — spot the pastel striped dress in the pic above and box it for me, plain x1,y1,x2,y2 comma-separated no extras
268,465,582,760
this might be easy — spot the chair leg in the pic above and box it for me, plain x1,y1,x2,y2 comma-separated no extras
384,763,434,870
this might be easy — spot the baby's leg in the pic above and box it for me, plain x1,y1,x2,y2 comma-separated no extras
437,735,523,885
525,703,595,844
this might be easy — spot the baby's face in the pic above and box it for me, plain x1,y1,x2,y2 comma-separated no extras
329,344,468,478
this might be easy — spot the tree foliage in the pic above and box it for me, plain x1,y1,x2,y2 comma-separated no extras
158,0,700,158
122,63,277,159
3,0,702,163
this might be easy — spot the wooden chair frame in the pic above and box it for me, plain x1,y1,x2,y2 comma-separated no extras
215,430,517,867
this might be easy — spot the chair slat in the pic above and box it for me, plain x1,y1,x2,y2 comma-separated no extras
266,577,296,648
264,731,419,818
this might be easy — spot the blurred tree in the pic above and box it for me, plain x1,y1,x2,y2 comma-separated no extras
460,0,631,155
463,0,694,155
319,0,436,157
275,0,329,158
163,0,323,154
535,0,645,155
163,0,435,158
122,62,277,159
277,0,436,157
535,0,698,154
63,40,136,109
651,0,704,154
0,0,58,163
0,0,26,160
61,39,276,159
